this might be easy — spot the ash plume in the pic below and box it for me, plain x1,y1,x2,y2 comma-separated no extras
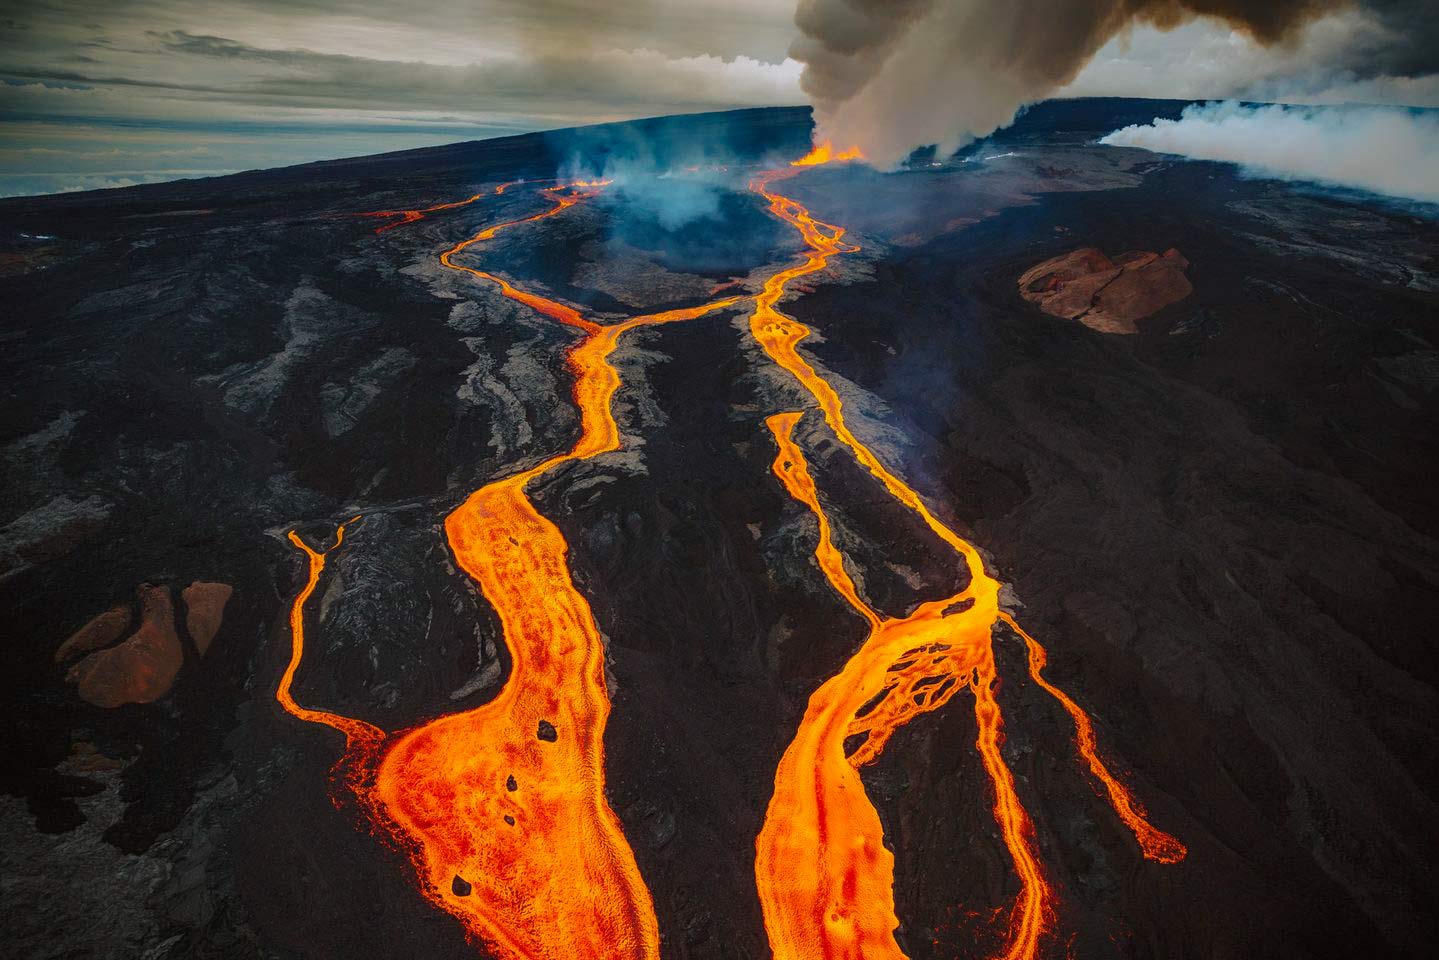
790,0,1439,167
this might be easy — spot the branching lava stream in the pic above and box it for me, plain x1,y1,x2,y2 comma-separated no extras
748,161,1185,960
278,181,737,960
277,160,1183,960
362,180,530,234
278,518,384,764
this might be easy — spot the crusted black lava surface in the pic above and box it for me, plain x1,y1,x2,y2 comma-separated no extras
2,100,1436,959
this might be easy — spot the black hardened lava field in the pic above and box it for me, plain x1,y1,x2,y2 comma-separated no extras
3,100,1436,959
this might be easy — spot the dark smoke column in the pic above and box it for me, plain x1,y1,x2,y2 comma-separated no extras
789,0,1353,167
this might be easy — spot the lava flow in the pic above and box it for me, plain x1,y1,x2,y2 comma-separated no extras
373,278,738,960
278,180,738,960
277,518,384,765
361,181,520,234
749,159,1185,960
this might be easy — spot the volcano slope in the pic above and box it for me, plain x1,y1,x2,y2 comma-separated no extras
1,100,1437,960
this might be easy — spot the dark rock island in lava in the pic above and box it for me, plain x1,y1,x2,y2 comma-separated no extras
1,100,1436,960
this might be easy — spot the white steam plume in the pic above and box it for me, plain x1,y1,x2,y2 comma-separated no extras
1101,101,1439,203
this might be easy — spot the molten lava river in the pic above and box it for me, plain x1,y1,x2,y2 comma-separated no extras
276,158,1185,960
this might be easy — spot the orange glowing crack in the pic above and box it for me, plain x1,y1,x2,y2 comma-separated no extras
360,178,573,234
750,159,1184,960
281,181,739,960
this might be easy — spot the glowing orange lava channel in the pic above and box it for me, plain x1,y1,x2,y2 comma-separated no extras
279,181,738,960
374,257,738,960
749,160,1185,960
359,179,556,234
276,157,1184,960
278,518,384,763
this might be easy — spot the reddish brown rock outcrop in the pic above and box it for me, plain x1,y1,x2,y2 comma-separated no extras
66,584,184,708
182,581,233,656
65,741,126,773
54,605,132,663
1020,246,1193,334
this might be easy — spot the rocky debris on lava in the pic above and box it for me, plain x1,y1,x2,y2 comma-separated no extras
450,875,471,897
537,719,558,741
59,580,234,707
1018,246,1193,334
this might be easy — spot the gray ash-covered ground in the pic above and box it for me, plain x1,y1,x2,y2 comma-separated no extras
2,100,1436,959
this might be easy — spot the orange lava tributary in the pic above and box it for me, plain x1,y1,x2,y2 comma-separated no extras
747,161,1185,960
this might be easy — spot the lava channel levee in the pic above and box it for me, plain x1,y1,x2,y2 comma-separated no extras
748,157,1186,960
277,180,739,960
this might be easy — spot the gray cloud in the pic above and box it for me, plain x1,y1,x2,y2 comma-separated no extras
0,1,801,195
1061,13,1439,107
1,7,801,121
134,30,794,117
1348,0,1439,78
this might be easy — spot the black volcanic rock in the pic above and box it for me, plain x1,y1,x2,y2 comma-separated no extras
1,100,1436,960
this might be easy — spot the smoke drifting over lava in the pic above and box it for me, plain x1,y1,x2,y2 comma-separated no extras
789,0,1436,166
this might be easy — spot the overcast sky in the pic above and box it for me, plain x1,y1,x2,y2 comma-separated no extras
2,0,1435,196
